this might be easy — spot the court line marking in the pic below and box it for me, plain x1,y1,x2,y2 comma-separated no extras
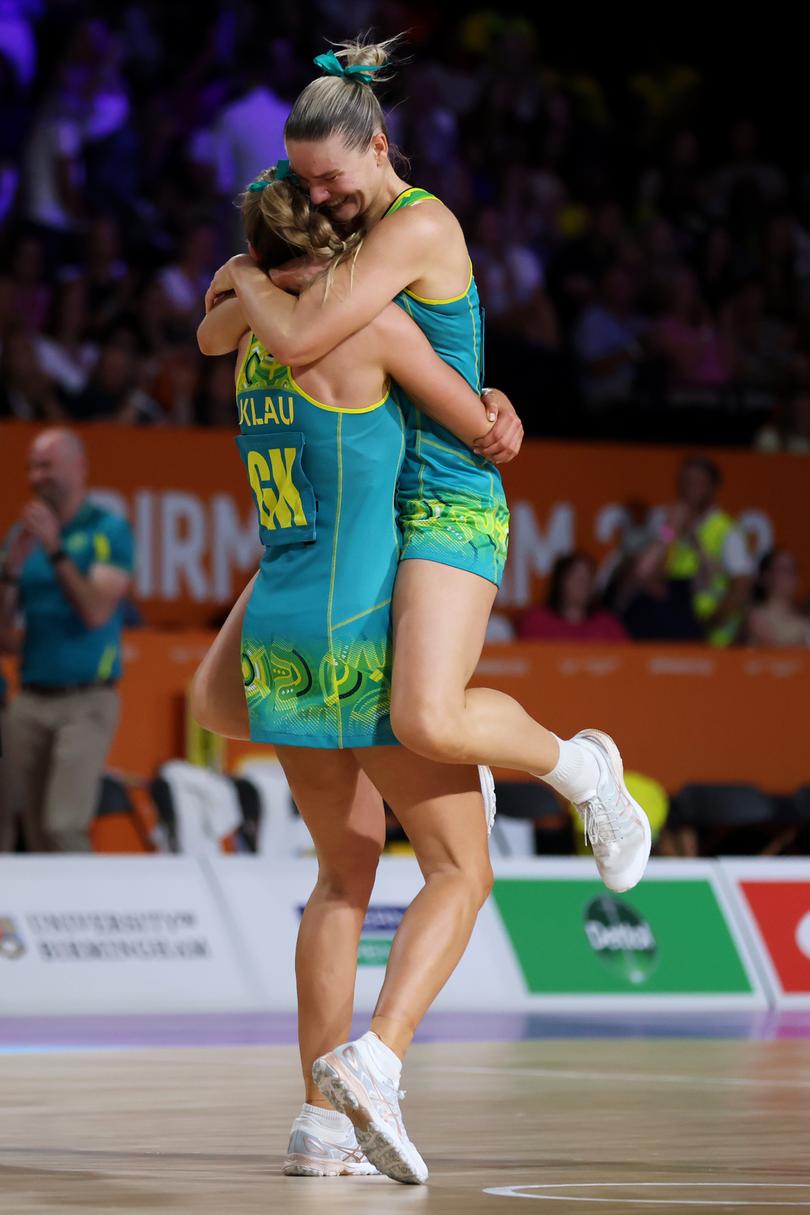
437,1064,810,1090
484,1182,810,1206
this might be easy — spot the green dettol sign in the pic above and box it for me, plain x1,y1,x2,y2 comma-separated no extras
583,895,658,985
492,878,752,995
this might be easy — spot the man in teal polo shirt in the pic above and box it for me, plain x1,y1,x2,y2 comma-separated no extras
0,428,134,852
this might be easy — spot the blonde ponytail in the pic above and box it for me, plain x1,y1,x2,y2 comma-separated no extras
285,32,405,151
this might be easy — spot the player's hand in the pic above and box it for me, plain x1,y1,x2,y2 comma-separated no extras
204,288,236,314
205,255,253,312
473,389,524,465
270,256,325,294
21,501,61,556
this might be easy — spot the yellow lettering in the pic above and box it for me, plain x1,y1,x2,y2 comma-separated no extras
246,446,308,532
247,452,277,529
238,398,249,426
268,448,307,526
279,396,295,426
263,396,280,425
250,399,260,427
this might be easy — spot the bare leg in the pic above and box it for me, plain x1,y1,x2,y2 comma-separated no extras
276,746,385,1106
390,559,560,773
357,747,491,1060
189,573,256,740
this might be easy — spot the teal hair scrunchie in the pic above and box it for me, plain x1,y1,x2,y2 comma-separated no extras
313,49,382,83
247,160,293,192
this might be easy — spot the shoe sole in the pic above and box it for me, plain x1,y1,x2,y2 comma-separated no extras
575,728,652,892
283,1155,377,1177
312,1054,428,1185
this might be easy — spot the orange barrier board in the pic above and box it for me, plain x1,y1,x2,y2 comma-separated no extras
5,635,804,794
2,421,808,625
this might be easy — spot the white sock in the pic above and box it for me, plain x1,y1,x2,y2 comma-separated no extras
301,1102,352,1130
360,1030,402,1086
536,735,599,803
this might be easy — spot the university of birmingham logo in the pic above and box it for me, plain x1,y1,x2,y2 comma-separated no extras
0,917,25,960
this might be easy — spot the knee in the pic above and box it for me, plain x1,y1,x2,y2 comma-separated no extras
317,851,381,910
468,860,495,908
189,664,215,732
390,696,469,764
427,856,493,912
189,663,241,737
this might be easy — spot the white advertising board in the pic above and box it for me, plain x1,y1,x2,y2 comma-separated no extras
204,856,527,1012
0,856,259,1014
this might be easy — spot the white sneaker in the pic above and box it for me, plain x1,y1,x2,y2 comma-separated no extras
571,729,651,893
312,1037,428,1185
479,764,497,835
283,1104,379,1177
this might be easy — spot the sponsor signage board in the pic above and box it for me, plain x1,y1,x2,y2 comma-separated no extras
719,860,810,1008
0,857,258,1014
0,856,773,1016
204,857,527,1011
491,859,766,1009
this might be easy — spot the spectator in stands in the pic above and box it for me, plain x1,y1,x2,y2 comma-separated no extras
471,206,546,331
0,233,51,334
0,328,61,420
0,428,134,851
651,268,735,397
551,201,627,323
67,331,159,423
754,388,810,454
638,218,683,305
724,278,795,405
18,65,87,264
637,129,703,230
210,46,290,246
761,211,802,323
745,549,810,647
574,263,648,408
697,224,747,312
65,216,132,340
32,279,98,400
195,354,238,426
156,218,218,342
517,552,628,642
704,119,788,220
634,455,754,645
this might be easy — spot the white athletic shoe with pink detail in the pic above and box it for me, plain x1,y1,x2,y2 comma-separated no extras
283,1104,378,1176
312,1037,428,1185
572,729,651,893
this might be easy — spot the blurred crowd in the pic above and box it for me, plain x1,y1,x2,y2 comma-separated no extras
1,2,810,443
490,454,809,649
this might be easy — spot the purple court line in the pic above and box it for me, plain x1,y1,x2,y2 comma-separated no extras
1,1009,809,1051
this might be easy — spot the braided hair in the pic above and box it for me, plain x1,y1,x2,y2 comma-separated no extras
239,166,364,289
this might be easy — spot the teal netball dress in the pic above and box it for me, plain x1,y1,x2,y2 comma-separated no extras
386,188,511,587
237,333,405,748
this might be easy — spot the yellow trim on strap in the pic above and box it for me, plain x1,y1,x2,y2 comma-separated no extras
288,372,390,414
404,262,474,307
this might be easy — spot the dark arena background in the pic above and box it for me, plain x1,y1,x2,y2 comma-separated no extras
0,3,809,1213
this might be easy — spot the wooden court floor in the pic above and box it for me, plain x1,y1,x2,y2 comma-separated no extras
1,1038,809,1214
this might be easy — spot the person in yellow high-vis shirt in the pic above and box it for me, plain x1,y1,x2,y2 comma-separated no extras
641,456,754,645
